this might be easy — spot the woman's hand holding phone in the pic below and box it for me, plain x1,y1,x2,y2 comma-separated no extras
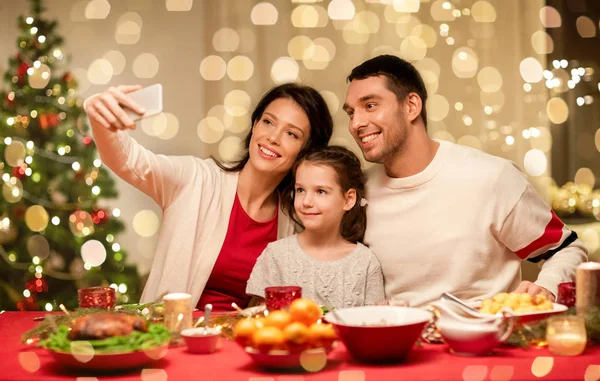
84,85,146,131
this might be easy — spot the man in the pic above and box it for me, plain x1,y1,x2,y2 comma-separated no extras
342,55,588,307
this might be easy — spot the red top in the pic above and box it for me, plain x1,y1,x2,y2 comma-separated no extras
196,193,278,312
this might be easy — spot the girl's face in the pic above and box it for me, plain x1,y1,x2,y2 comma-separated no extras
294,163,356,234
248,98,311,178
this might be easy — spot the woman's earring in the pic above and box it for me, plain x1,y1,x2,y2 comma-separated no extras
360,198,368,207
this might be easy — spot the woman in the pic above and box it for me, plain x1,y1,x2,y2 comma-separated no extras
84,83,333,311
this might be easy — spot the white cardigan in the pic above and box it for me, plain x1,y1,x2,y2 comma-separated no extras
90,123,296,306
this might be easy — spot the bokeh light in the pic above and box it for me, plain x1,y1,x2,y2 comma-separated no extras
102,50,126,75
524,149,547,176
166,0,193,11
87,59,113,84
25,206,49,232
115,12,142,44
271,57,299,83
546,97,569,124
227,55,254,81
219,136,243,162
18,352,40,373
224,90,251,117
251,2,278,25
531,357,554,377
85,0,110,19
133,210,160,237
200,55,227,81
81,240,107,267
132,53,159,78
197,117,225,144
213,28,240,52
27,235,50,260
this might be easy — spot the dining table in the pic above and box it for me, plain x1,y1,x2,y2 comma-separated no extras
1,311,599,381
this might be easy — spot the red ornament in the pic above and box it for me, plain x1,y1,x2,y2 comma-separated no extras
17,295,38,311
39,113,59,129
91,208,109,225
11,205,27,220
25,276,47,293
63,72,73,82
12,164,27,179
17,62,29,81
83,136,92,145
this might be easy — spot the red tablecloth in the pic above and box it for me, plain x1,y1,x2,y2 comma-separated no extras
1,311,598,381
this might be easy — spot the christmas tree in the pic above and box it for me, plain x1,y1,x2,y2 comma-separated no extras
0,0,141,311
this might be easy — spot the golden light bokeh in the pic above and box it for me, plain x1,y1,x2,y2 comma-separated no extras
141,369,168,381
155,113,179,140
18,352,40,373
227,55,254,81
69,210,94,237
132,53,159,79
288,35,315,60
575,167,595,188
25,205,50,232
531,30,554,55
480,90,505,112
28,63,51,89
489,365,515,381
291,5,320,28
343,22,370,45
550,68,569,93
251,2,278,25
539,6,561,28
197,117,225,144
452,47,479,78
132,210,160,237
271,57,300,83
428,93,450,122
236,27,257,53
166,0,193,12
531,356,554,377
102,50,126,75
4,140,26,167
595,128,600,153
81,239,107,267
2,177,23,203
320,90,339,114
530,126,553,153
72,68,91,93
219,136,243,162
224,90,251,117
70,340,95,363
141,112,166,136
432,130,456,143
580,228,600,256
115,12,142,45
353,11,380,34
524,149,547,176
27,234,50,260
461,365,488,381
412,24,437,48
395,15,421,38
576,16,596,38
207,105,233,130
400,36,427,61
85,0,110,19
546,97,569,124
457,135,482,151
393,0,420,13
471,0,496,23
303,44,331,70
200,55,227,81
430,0,456,22
213,28,240,52
519,57,544,83
338,370,366,381
477,66,503,93
299,350,327,372
87,58,113,84
328,0,355,20
584,364,600,381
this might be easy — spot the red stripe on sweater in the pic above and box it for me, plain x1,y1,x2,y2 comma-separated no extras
515,210,565,259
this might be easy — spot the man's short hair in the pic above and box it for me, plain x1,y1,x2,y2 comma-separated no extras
347,55,428,128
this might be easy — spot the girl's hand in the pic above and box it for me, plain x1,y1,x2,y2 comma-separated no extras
84,85,146,131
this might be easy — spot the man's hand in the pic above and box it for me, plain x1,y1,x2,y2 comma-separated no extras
514,281,555,302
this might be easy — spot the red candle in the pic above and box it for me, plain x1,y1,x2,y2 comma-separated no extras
78,286,116,309
557,282,576,308
265,286,302,311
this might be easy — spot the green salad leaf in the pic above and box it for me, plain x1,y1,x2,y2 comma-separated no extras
39,323,171,353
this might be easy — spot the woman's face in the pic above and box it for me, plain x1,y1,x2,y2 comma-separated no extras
248,97,311,177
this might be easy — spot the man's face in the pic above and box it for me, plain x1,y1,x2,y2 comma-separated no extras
343,76,408,164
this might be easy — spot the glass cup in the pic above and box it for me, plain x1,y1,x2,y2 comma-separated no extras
546,315,587,356
163,293,193,340
557,282,576,307
265,286,302,311
78,286,116,309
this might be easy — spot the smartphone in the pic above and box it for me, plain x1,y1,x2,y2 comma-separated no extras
123,84,163,122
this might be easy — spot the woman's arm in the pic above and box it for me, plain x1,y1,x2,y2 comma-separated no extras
85,85,192,209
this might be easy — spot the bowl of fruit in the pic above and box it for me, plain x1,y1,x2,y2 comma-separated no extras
234,298,337,371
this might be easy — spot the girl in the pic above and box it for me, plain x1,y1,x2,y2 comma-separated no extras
84,83,333,311
246,146,384,308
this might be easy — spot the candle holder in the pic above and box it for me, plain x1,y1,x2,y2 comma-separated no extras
163,293,193,335
546,315,587,356
78,286,116,309
557,282,576,307
264,286,302,311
